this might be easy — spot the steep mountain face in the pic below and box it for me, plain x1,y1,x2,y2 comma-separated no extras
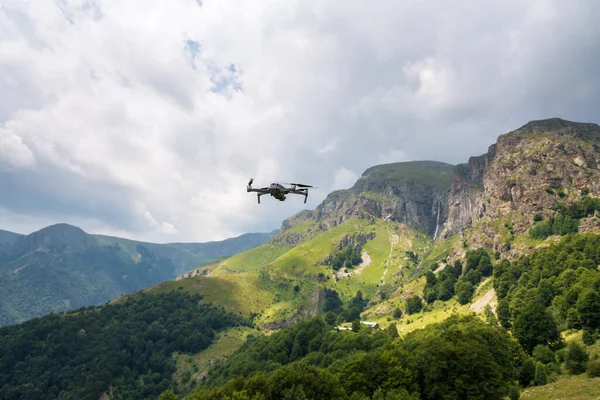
275,161,455,245
0,223,275,326
439,118,600,255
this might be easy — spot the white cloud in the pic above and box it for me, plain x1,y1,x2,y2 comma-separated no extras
0,0,599,242
331,167,358,191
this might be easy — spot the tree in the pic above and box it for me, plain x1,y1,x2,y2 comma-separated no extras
405,296,422,315
512,302,562,354
403,315,520,400
324,312,338,326
518,358,536,387
534,362,548,386
352,320,361,332
158,389,179,400
393,308,403,319
455,278,475,305
424,288,438,304
577,289,600,329
565,342,588,375
425,271,437,287
497,298,511,329
532,345,555,364
582,328,596,345
385,323,399,339
478,255,493,277
437,279,455,301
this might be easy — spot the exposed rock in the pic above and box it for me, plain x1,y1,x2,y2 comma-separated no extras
337,232,377,249
261,288,323,330
277,161,454,243
440,118,600,259
273,118,600,264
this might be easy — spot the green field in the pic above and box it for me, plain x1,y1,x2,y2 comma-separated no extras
521,375,600,400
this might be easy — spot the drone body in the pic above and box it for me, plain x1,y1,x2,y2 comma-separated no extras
247,178,314,204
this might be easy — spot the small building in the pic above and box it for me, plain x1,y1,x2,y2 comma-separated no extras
360,321,380,329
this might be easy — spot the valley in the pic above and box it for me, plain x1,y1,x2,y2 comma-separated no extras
0,223,276,326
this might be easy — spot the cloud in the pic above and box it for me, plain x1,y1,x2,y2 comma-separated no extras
0,0,599,242
331,167,358,191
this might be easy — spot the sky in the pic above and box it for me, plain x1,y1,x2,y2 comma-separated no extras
1,0,600,243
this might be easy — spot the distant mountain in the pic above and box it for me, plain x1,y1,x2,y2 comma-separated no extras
0,229,22,244
0,223,276,326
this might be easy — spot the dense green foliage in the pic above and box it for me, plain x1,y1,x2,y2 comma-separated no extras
321,289,369,325
528,196,600,239
0,224,274,326
490,233,600,389
186,315,522,400
494,234,600,342
423,249,492,307
331,245,363,271
0,291,243,400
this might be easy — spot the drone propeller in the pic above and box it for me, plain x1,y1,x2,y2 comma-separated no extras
248,178,254,186
278,182,316,188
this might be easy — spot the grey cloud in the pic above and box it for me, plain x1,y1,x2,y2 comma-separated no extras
1,0,600,242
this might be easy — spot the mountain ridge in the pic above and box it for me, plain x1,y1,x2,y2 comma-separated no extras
0,229,22,244
0,222,276,326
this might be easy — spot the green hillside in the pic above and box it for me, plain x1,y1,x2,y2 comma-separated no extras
0,223,275,326
147,217,432,329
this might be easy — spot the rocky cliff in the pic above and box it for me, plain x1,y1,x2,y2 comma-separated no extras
439,118,600,255
275,118,600,256
274,161,455,245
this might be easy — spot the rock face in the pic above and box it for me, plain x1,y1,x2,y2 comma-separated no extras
440,118,600,253
276,161,455,244
275,118,600,254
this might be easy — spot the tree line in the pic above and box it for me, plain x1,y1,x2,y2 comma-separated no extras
0,291,244,400
182,314,522,400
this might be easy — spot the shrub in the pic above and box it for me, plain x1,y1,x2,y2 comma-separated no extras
587,358,600,378
565,342,589,375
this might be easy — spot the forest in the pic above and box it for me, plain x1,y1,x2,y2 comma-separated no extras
181,314,523,400
0,291,245,400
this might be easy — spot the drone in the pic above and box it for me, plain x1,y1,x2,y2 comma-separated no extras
246,178,315,204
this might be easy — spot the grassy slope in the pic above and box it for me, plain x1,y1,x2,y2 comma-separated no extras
520,375,600,400
173,326,260,391
147,218,434,326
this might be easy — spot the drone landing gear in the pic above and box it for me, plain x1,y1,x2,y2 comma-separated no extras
257,193,264,204
304,194,308,204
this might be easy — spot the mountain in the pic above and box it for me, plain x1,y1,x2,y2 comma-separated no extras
3,117,600,399
0,223,276,326
437,118,600,261
274,160,455,246
0,229,22,244
146,117,600,336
